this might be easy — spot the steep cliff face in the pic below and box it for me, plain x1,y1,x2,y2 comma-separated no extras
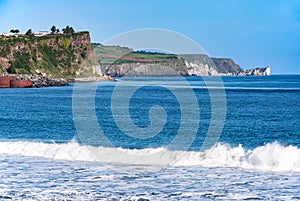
0,32,99,77
181,55,246,76
105,61,188,76
180,54,218,76
211,58,244,75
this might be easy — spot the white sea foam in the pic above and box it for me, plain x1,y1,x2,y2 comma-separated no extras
0,141,300,172
173,142,300,172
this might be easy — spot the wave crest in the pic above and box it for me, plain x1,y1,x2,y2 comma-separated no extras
0,141,299,172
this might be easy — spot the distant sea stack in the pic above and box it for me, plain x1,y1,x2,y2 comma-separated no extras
244,66,271,76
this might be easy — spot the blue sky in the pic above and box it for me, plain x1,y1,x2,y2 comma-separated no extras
0,0,299,74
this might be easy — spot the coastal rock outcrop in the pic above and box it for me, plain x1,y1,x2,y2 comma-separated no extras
0,74,69,88
244,66,271,76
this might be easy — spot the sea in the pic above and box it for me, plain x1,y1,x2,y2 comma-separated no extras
0,75,299,200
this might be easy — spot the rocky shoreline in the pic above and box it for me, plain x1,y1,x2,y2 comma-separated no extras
0,74,70,88
0,74,118,88
22,74,71,88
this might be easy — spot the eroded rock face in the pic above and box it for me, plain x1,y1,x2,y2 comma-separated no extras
105,62,188,76
211,58,244,75
185,61,218,76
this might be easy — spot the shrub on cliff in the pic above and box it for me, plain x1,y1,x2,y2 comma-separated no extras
8,52,31,74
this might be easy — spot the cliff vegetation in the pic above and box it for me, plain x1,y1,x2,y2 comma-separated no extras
0,27,98,77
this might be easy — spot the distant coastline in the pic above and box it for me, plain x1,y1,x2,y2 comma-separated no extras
94,44,271,77
0,26,270,84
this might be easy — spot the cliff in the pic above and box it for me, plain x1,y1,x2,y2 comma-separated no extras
211,58,244,75
0,32,99,77
182,55,270,76
93,44,271,77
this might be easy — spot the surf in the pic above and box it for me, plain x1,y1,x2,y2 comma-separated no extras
0,140,299,172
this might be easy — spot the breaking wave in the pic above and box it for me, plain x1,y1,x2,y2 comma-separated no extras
0,141,300,172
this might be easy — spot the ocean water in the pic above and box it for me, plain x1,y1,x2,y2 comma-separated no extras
0,75,300,200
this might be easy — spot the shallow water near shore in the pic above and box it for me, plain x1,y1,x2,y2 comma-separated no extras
0,75,299,200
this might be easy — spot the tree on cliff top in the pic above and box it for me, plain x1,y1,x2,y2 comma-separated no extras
62,26,75,34
51,25,56,34
10,29,20,34
25,29,33,36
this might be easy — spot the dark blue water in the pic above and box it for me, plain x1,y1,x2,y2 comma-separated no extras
222,75,300,148
0,75,299,151
1,75,300,200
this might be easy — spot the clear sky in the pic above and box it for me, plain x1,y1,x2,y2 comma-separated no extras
0,0,299,74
